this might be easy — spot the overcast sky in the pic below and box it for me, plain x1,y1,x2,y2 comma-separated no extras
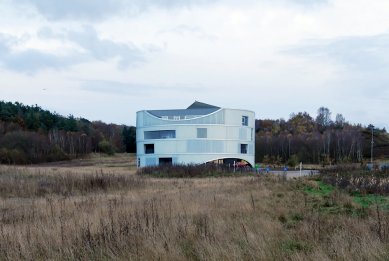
0,0,388,129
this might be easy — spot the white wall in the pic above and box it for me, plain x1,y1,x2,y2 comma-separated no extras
136,108,255,167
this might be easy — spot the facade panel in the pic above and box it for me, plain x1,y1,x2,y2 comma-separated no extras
136,102,255,167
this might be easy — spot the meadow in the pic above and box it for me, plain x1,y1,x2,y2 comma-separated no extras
1,154,389,260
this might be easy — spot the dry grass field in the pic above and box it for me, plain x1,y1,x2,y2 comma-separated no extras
1,154,389,260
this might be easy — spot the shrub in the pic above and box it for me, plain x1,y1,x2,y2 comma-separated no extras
98,140,115,155
46,145,69,162
0,148,28,164
319,167,389,195
137,164,248,178
0,131,73,163
287,154,299,167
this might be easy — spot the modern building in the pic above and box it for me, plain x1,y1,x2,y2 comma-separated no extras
136,101,255,167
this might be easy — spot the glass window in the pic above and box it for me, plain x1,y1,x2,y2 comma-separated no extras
144,144,154,154
241,144,248,154
144,130,176,139
197,128,207,138
159,158,173,165
242,116,248,126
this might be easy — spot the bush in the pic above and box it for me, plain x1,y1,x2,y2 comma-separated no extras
137,164,247,178
0,148,28,164
46,145,69,162
287,154,299,167
319,167,389,195
98,140,115,155
0,131,72,164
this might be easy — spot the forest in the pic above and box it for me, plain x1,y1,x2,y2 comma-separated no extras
0,101,136,164
1,101,388,165
255,107,389,165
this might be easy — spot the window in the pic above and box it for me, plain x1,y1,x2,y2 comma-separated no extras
159,157,172,165
161,116,168,120
173,116,180,120
144,130,176,139
144,144,154,154
242,116,248,126
241,144,248,154
197,128,207,138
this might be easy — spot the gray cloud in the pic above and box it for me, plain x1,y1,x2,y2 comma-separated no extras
0,36,8,56
285,34,389,71
0,33,76,73
67,26,145,69
2,49,81,74
19,0,219,21
19,0,125,21
0,26,146,73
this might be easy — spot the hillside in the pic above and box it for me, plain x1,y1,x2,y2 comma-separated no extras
0,101,136,164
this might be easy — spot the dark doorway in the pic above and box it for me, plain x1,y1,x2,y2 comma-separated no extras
159,157,173,165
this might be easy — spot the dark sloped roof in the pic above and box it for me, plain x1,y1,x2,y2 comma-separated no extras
187,101,220,109
147,101,220,118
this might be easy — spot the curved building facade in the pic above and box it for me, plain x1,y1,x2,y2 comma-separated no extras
136,101,255,167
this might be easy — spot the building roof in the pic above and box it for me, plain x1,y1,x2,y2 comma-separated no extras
187,101,220,110
147,101,220,118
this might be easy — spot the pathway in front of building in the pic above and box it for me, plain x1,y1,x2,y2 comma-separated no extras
269,170,318,178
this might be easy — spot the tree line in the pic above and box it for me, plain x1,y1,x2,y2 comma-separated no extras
0,101,136,164
1,101,388,166
255,107,389,166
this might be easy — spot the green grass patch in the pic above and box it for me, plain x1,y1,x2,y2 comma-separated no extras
352,193,389,210
304,181,334,197
280,239,313,254
303,180,364,216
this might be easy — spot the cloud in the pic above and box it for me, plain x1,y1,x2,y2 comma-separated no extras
0,36,9,55
2,50,81,74
285,34,389,71
79,79,204,97
80,80,151,96
158,24,218,41
0,26,146,73
286,0,328,6
67,26,145,69
19,0,125,21
0,33,75,73
19,0,219,21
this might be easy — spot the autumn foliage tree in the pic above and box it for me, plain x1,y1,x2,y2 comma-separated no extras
0,101,136,164
256,107,388,166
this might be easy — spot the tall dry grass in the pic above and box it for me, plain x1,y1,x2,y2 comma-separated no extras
320,166,389,195
1,163,389,260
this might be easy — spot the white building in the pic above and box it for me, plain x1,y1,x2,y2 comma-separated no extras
136,101,255,167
